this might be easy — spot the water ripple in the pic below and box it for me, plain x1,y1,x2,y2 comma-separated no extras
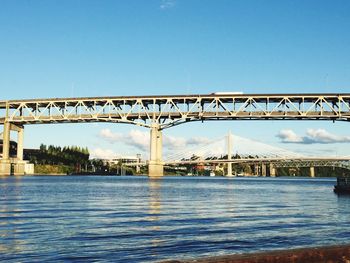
0,176,348,262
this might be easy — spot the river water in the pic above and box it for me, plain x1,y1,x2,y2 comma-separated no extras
0,176,349,262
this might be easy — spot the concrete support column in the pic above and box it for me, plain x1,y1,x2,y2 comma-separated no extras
148,124,163,177
261,163,267,177
254,164,259,176
270,164,276,177
17,126,24,161
0,122,11,175
310,166,315,178
2,122,10,160
227,131,233,177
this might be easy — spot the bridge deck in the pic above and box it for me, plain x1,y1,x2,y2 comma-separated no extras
0,93,349,128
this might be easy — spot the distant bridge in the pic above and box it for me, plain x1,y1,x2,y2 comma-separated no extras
126,157,350,177
126,132,350,177
166,157,350,165
1,93,350,176
167,157,350,177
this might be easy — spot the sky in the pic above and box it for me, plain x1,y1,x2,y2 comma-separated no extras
0,0,350,159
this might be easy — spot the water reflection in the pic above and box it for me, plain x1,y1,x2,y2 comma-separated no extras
147,178,163,258
336,194,350,217
148,179,161,220
223,178,236,215
0,176,26,255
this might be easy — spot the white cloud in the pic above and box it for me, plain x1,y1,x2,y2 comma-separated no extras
90,148,116,159
164,135,186,149
277,128,350,144
99,128,149,151
98,128,211,152
128,129,149,151
276,129,303,143
306,128,350,143
160,0,176,10
99,128,122,142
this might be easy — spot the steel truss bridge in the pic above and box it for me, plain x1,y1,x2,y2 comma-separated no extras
1,93,350,176
127,157,350,177
166,157,350,166
165,157,350,176
1,93,350,128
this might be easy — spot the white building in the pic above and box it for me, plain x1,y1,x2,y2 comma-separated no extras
103,154,142,166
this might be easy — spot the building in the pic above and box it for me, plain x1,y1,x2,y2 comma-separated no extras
103,154,142,166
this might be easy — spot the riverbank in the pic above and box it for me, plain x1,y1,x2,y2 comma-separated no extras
34,164,71,174
163,244,350,263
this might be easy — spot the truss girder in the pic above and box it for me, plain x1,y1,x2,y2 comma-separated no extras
1,94,349,128
273,160,350,169
166,159,350,171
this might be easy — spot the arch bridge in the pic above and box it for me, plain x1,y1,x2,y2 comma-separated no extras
1,93,350,176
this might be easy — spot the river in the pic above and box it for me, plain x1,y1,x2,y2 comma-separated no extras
0,176,349,262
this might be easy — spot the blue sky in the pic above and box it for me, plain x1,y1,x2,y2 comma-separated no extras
1,0,350,159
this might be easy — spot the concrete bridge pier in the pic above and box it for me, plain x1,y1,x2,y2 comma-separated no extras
0,122,11,176
269,164,276,177
0,122,26,176
148,124,163,177
261,163,267,177
13,124,26,175
254,164,260,176
310,166,315,177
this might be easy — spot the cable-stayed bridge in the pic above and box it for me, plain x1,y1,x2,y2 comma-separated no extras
1,93,350,176
163,133,350,177
165,133,304,162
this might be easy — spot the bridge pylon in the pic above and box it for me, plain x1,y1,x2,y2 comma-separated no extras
148,124,163,177
227,131,234,177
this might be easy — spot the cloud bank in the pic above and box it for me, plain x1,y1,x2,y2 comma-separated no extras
277,129,350,144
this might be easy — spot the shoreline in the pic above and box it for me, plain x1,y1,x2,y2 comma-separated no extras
162,244,350,263
1,174,340,177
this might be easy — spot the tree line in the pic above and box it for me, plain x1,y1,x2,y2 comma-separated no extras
25,144,90,168
24,144,132,174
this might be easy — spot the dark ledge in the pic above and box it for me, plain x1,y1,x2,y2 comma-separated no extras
161,244,350,263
